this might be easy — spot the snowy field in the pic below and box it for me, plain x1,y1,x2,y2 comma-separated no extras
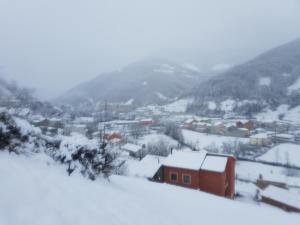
182,129,249,150
162,98,194,113
236,161,300,187
1,152,300,225
257,143,300,168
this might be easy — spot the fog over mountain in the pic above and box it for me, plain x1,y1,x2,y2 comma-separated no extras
57,58,207,107
188,37,300,118
0,0,300,99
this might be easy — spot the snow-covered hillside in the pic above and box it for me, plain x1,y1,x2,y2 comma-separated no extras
188,37,300,119
1,152,299,225
257,143,300,167
182,129,249,151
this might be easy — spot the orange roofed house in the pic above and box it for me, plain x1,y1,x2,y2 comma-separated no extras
152,151,235,198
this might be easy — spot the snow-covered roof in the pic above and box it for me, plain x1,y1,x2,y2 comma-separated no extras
122,143,142,153
75,117,94,123
261,186,300,209
163,150,207,170
72,124,86,128
127,154,166,178
140,118,153,123
184,118,197,124
49,118,62,122
276,133,294,139
201,155,228,173
213,121,224,126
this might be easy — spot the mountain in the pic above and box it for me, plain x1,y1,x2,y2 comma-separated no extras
0,77,61,117
57,58,207,109
188,38,300,119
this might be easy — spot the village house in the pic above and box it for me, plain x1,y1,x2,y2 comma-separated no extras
152,150,235,198
64,124,87,136
259,185,300,213
32,118,64,136
104,132,123,147
182,118,199,130
250,133,272,146
139,118,153,126
194,122,212,133
236,120,255,131
121,143,145,158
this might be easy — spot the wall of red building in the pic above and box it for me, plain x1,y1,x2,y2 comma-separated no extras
225,156,235,198
198,170,226,196
162,156,236,198
163,166,200,189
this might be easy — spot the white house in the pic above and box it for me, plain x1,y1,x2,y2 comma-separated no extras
121,143,145,158
250,133,272,146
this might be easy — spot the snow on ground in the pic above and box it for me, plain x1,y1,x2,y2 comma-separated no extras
284,105,300,123
257,143,300,167
126,154,164,178
235,181,259,201
220,99,236,112
288,77,300,94
236,161,300,186
255,104,290,123
259,77,271,86
163,98,193,113
182,129,249,151
59,133,99,160
1,151,299,225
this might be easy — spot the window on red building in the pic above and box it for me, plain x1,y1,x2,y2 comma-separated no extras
182,174,191,184
170,172,178,182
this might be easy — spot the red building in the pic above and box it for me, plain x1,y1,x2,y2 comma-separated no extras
104,132,122,141
236,120,254,130
152,151,235,198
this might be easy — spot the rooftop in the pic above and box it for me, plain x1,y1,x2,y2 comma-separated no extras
122,143,142,153
201,155,228,173
163,150,207,170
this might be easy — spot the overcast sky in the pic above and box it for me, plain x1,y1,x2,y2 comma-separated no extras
1,0,300,100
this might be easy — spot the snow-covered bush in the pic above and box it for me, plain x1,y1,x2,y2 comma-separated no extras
164,122,184,145
0,112,119,180
147,138,171,157
0,112,44,153
48,133,119,180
